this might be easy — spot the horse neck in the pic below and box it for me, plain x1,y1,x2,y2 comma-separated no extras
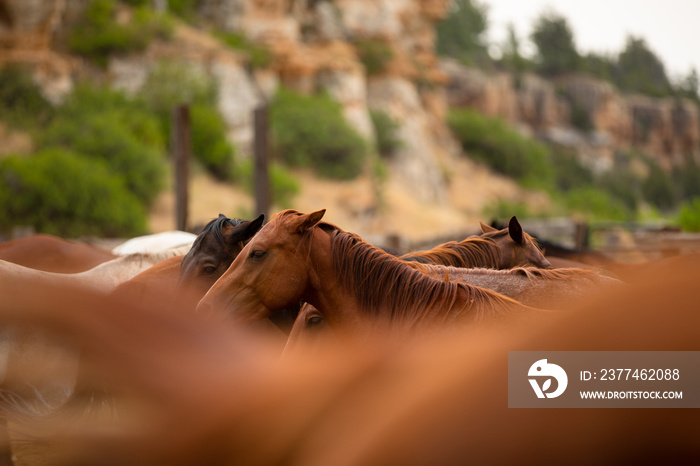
404,238,502,269
303,228,370,333
318,229,512,330
421,265,532,298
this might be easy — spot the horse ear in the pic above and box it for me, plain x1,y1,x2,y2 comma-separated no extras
225,214,265,244
293,209,326,233
249,213,265,232
240,214,265,240
508,216,524,244
480,221,497,233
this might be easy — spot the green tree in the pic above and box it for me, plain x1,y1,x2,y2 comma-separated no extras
500,23,530,73
616,36,671,97
436,0,490,66
530,10,580,76
0,65,54,131
675,68,699,102
270,88,368,180
580,52,617,82
641,162,676,212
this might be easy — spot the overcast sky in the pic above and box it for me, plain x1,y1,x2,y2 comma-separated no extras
481,0,700,80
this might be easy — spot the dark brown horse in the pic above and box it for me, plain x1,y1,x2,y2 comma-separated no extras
178,214,265,296
400,216,552,269
197,209,544,335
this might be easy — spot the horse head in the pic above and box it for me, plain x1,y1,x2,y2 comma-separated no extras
479,217,551,269
196,209,326,323
179,213,265,296
283,303,334,355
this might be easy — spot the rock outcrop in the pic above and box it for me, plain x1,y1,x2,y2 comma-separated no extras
442,60,700,170
3,0,697,212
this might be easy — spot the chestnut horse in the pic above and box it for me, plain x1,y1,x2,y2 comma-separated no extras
198,209,545,335
282,303,333,355
400,216,552,269
0,234,117,273
283,265,622,351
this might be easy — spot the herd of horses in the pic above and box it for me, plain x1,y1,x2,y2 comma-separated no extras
0,208,698,465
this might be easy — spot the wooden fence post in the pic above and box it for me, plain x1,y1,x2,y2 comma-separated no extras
574,221,589,251
254,104,270,220
172,104,190,232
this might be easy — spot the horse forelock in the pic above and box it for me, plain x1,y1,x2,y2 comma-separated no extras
329,229,514,324
194,215,245,250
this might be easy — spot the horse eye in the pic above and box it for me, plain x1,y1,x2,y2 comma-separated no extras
307,316,323,327
249,250,267,259
202,265,217,275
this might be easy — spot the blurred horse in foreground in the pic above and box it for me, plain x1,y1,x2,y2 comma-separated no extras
0,245,698,464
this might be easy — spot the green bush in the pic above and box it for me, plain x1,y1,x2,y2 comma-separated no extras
39,85,167,206
0,149,146,237
68,0,173,67
598,170,641,213
216,31,272,69
482,199,533,221
354,39,394,76
370,109,403,157
678,197,700,232
237,160,300,208
550,147,594,191
641,162,676,212
270,88,368,180
448,108,554,189
672,154,700,201
139,60,217,116
0,65,54,131
138,62,235,180
190,103,236,180
561,187,634,222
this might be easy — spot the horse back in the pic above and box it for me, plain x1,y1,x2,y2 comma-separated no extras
0,234,117,273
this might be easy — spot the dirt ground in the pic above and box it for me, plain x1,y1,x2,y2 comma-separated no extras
148,158,550,245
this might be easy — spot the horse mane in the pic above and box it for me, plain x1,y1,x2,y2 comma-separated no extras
193,215,246,249
400,237,502,268
325,226,518,325
407,262,603,282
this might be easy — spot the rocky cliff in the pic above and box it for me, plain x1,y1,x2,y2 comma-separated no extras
441,60,700,172
2,0,698,239
0,0,460,206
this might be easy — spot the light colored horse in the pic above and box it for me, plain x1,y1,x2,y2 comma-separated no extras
112,230,197,255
